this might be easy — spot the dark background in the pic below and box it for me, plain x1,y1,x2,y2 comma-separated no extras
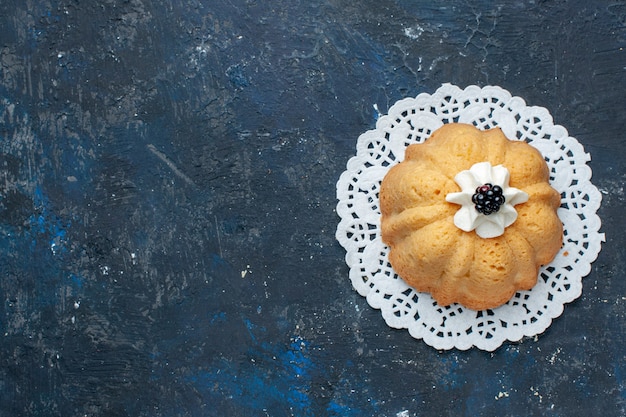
0,1,624,416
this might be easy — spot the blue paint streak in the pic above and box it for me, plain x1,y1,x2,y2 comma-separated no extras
210,311,227,324
27,185,70,255
187,318,316,415
69,273,84,290
440,354,464,391
326,400,366,417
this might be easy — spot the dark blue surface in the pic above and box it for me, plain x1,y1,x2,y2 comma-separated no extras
0,1,624,416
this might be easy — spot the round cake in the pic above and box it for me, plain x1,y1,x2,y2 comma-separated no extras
379,123,563,310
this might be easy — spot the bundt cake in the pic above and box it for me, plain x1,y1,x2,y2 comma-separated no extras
379,123,563,310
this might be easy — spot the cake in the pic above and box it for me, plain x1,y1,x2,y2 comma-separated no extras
379,123,563,310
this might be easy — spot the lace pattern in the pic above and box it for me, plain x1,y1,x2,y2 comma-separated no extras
336,84,604,351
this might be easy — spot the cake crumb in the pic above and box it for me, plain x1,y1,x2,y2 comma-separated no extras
495,391,509,400
241,265,251,278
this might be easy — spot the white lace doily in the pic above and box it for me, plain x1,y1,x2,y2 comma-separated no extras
335,84,604,351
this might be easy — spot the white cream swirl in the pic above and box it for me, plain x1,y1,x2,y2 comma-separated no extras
445,162,529,238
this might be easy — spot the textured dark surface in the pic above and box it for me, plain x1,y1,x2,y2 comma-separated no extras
0,1,624,416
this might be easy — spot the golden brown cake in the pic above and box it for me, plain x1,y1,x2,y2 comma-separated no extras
380,123,563,310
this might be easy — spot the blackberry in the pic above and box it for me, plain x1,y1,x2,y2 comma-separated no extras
472,183,505,215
